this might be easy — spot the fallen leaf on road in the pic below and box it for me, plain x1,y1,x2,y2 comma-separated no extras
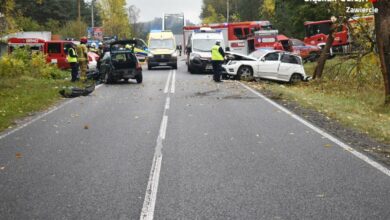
289,132,295,135
71,114,80,118
15,153,22,159
134,116,139,119
84,125,89,130
324,144,333,148
316,194,325,198
0,166,5,170
204,133,208,136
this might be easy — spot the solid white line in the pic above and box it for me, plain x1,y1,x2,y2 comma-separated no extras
170,70,176,94
140,153,162,220
164,70,172,94
165,97,170,110
238,82,390,177
0,83,105,141
140,94,171,220
159,115,168,140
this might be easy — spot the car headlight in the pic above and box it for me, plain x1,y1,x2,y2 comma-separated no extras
148,53,154,58
190,53,200,60
171,52,178,57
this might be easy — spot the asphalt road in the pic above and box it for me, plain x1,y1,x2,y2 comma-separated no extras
0,58,389,219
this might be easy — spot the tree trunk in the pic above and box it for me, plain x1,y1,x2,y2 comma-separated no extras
313,23,336,79
374,1,390,104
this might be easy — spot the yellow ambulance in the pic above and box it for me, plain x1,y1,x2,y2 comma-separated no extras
147,30,178,70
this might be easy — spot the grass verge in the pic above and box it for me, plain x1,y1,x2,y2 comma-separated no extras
246,56,390,147
0,76,79,132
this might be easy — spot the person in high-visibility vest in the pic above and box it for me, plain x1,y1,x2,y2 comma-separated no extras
66,44,78,82
77,37,89,80
211,40,225,82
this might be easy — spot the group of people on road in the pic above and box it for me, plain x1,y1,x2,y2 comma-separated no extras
66,37,105,82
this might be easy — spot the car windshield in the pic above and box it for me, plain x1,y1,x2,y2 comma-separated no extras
149,39,174,49
192,39,218,52
249,50,269,59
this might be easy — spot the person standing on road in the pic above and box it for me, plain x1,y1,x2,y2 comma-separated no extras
77,37,89,80
66,44,78,82
211,40,225,83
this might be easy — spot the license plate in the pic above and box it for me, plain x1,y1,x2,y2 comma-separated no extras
206,64,213,70
159,63,167,66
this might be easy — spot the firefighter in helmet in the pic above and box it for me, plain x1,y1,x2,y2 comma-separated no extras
77,37,89,80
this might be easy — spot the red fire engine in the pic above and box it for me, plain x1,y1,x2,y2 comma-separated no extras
183,21,273,55
303,16,374,54
8,38,76,69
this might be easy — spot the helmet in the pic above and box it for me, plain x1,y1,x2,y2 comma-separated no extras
216,40,221,45
91,43,97,48
125,44,131,49
80,37,88,44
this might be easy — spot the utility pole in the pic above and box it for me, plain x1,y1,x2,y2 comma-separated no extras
78,0,81,22
91,0,95,29
227,0,229,23
78,0,82,37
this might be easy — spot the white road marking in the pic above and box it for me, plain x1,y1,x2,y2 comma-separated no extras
165,97,170,110
159,115,168,140
170,70,176,94
238,82,390,177
164,70,173,94
141,92,171,220
0,83,104,141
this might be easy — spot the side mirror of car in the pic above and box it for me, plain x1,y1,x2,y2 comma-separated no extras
261,57,265,62
225,47,230,52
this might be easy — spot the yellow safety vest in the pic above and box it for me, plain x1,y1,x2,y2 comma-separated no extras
67,48,77,63
211,45,224,61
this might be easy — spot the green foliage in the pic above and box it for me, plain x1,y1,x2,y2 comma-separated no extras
58,20,88,39
0,48,68,79
98,0,131,39
15,16,42,31
202,4,225,24
201,0,262,22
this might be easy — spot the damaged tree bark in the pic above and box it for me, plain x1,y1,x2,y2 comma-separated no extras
373,1,390,104
313,21,337,79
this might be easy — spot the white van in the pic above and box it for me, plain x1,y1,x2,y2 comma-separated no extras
185,28,226,74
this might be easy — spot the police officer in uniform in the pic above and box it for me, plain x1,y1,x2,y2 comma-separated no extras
66,44,78,82
211,40,225,82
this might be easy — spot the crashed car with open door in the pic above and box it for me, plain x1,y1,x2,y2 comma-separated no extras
99,40,143,84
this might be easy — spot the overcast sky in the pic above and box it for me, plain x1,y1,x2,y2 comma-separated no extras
126,0,203,24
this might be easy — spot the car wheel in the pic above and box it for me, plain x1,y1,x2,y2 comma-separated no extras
173,64,178,69
135,73,143,84
148,65,152,70
237,66,253,81
290,73,303,84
